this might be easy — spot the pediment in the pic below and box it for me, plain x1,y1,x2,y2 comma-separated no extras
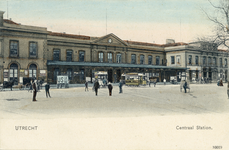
93,33,128,46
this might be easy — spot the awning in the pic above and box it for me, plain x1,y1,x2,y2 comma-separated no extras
47,61,188,70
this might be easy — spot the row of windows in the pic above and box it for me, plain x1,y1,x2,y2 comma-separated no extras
188,55,227,66
171,55,228,67
52,49,162,65
10,40,37,57
53,49,85,62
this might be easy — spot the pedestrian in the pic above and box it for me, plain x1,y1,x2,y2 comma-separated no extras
119,80,123,93
149,80,151,87
154,79,157,87
163,78,166,85
183,80,187,93
108,82,113,96
219,79,223,86
85,81,88,91
32,79,37,101
45,82,51,98
94,80,99,96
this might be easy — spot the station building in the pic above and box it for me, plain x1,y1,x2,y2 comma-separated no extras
165,41,229,82
3,10,227,85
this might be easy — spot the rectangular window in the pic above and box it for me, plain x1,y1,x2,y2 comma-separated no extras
176,55,180,64
213,57,216,65
220,58,223,67
108,53,112,63
208,57,211,65
10,40,19,56
53,49,60,61
29,42,37,57
131,54,136,64
195,56,199,65
203,56,206,65
66,50,72,62
156,56,160,65
148,55,152,65
171,56,175,64
116,53,122,63
99,52,103,62
225,59,227,67
188,55,192,65
79,51,85,62
140,55,145,64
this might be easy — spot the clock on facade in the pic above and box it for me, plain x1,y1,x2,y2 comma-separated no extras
108,38,112,43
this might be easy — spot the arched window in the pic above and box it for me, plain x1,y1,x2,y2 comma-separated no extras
140,55,145,64
10,63,18,84
66,50,73,62
108,52,113,63
131,54,136,64
99,52,104,62
79,51,85,62
29,64,37,78
116,53,122,63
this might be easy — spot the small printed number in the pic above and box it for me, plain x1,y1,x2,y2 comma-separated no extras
213,146,222,149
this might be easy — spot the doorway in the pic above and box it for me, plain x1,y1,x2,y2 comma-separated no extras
108,69,113,83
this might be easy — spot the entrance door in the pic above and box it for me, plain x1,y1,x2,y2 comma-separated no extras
108,69,113,83
10,63,18,85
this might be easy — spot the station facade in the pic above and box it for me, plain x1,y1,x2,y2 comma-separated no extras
1,11,227,84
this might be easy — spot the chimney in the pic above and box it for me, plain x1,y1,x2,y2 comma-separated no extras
0,11,5,26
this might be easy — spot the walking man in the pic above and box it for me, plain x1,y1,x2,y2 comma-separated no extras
149,80,151,87
119,80,123,93
108,82,113,96
45,82,51,98
183,80,187,93
85,81,88,91
32,79,37,101
94,80,99,96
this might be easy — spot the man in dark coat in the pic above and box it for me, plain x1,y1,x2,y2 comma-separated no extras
32,79,37,101
94,80,100,96
119,80,123,93
183,80,187,93
108,82,113,96
85,81,88,91
45,83,51,98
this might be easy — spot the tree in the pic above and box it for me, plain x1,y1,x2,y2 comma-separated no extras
201,0,229,49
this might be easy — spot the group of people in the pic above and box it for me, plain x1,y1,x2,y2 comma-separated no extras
86,80,124,96
31,79,51,102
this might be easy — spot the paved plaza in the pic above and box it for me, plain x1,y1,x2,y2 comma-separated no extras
0,83,229,118
1,84,229,150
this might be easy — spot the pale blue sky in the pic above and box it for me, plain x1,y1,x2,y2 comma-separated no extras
0,0,218,44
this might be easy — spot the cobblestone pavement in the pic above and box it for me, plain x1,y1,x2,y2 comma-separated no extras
0,84,228,119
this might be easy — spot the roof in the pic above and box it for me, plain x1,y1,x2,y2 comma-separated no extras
124,40,162,47
162,42,188,47
218,49,229,52
47,61,188,70
49,32,91,40
3,19,20,25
